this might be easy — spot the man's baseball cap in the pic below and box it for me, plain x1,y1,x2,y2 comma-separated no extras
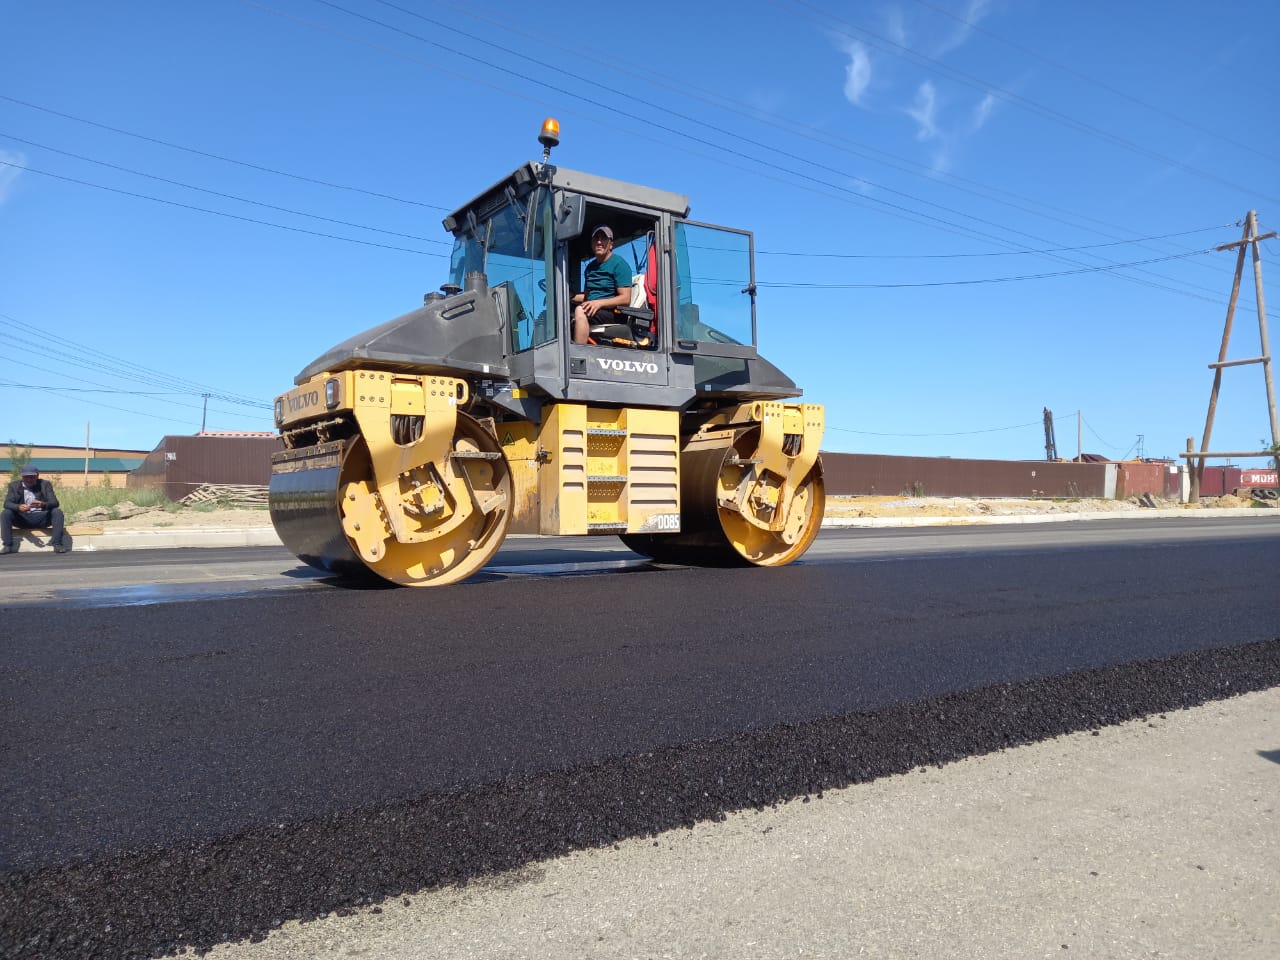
590,224,613,240
20,464,38,476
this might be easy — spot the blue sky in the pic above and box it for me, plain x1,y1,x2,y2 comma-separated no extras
3,0,1278,464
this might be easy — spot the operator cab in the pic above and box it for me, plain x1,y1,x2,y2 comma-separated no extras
438,119,799,414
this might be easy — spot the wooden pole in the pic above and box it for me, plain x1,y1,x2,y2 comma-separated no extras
1247,210,1280,448
1193,217,1251,502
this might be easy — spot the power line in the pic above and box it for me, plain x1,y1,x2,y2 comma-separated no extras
1,132,448,245
1081,415,1123,450
757,226,1231,259
750,248,1214,288
304,0,1041,251
0,378,256,429
303,0,1259,308
0,47,1259,309
0,382,179,395
6,359,268,423
373,0,1259,284
6,122,1232,267
4,106,1235,272
0,93,448,210
431,0,1253,301
0,312,271,409
4,10,1253,313
4,159,1258,312
2,22,1245,308
827,420,1041,437
3,142,1248,296
0,161,445,258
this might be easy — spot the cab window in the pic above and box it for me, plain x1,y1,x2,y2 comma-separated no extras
674,222,754,347
450,191,555,353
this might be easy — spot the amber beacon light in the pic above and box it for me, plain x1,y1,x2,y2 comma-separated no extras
538,117,560,161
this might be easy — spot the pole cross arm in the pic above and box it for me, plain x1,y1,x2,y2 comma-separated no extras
1216,231,1277,251
1208,356,1268,369
1179,450,1276,459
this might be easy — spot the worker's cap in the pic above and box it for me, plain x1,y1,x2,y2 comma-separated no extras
20,464,38,476
590,224,613,241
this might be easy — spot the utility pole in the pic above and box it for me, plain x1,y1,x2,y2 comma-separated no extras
1183,210,1278,501
1077,410,1082,462
84,422,90,488
200,393,210,434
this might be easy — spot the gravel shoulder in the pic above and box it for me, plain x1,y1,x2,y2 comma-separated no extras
203,688,1280,960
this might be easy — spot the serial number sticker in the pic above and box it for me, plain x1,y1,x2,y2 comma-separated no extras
640,513,681,532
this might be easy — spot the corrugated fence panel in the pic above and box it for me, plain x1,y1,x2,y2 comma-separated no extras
163,436,282,500
819,453,1109,498
1115,462,1181,498
1196,466,1242,497
127,435,282,501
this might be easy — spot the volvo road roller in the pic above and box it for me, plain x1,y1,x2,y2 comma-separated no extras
269,119,825,586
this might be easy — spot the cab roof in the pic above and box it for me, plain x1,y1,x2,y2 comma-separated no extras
442,162,690,234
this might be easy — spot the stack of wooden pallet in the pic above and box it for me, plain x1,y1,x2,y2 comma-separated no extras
179,483,270,506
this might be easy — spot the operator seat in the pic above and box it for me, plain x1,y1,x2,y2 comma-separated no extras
589,233,658,349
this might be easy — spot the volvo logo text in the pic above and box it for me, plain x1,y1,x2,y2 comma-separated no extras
287,390,321,412
595,358,658,374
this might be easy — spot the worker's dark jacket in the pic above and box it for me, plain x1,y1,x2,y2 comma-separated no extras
4,479,60,514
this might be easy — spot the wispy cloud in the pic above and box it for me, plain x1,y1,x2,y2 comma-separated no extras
828,4,999,173
885,5,908,46
906,85,998,174
839,38,873,106
935,0,992,56
907,81,940,141
0,149,26,206
970,92,996,132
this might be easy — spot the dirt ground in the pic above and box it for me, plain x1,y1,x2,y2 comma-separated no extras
66,494,1271,533
68,505,276,532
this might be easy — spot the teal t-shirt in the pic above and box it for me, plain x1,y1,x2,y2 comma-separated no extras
584,253,632,301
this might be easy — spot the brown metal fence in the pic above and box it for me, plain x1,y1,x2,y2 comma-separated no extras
129,435,283,502
1114,462,1182,499
819,452,1109,498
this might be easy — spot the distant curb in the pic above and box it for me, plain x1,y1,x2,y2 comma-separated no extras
9,508,1275,553
823,507,1275,528
61,527,283,553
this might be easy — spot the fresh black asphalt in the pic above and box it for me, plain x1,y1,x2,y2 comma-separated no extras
2,530,1278,959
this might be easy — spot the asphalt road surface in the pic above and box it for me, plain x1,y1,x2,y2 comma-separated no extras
2,516,1278,959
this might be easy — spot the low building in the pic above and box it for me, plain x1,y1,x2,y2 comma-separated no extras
2,445,147,488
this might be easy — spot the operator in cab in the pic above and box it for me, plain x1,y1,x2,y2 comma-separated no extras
571,224,632,344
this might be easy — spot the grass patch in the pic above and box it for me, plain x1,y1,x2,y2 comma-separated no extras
51,486,269,516
56,486,175,515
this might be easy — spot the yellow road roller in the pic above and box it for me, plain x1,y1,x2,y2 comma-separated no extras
269,120,825,586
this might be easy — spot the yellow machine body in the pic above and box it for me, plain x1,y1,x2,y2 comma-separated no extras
271,367,824,585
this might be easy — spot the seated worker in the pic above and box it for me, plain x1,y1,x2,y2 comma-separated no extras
2,464,69,554
572,224,633,344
